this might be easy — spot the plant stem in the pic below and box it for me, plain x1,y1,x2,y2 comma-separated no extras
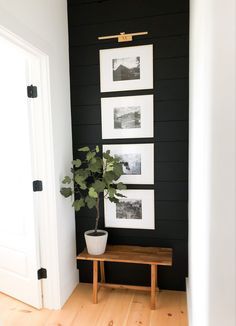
94,195,100,233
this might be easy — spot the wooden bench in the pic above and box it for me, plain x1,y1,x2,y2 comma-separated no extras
77,245,173,309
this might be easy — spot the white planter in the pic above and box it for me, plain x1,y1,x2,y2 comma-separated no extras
84,229,108,255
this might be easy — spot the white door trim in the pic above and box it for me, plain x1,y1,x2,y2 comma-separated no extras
0,25,61,309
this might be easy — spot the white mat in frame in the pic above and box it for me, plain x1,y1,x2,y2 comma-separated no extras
99,44,153,92
103,143,154,184
104,189,155,229
101,94,154,139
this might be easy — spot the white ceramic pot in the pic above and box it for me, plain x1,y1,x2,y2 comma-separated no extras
84,229,108,255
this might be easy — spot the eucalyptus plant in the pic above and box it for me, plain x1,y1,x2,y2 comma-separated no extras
60,146,127,234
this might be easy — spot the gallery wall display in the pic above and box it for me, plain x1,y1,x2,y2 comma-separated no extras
104,189,155,229
69,0,189,289
103,143,154,184
99,44,153,92
101,94,154,139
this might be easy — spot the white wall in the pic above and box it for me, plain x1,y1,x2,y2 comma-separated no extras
189,0,236,325
0,0,78,308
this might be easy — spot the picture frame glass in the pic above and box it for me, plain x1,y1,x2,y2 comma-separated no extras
103,143,154,184
101,95,154,139
104,189,155,229
99,44,153,92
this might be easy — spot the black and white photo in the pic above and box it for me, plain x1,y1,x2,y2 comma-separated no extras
113,56,140,81
100,44,153,92
104,190,155,229
116,199,142,220
114,106,141,129
103,144,154,184
115,153,141,175
101,95,154,139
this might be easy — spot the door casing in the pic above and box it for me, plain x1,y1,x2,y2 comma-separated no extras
0,24,62,309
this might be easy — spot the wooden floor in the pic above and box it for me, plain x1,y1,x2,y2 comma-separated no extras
0,283,188,326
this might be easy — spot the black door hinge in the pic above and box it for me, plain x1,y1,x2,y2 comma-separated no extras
27,85,38,98
37,268,47,280
33,180,43,192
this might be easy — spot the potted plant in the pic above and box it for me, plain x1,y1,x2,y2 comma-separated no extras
60,145,127,255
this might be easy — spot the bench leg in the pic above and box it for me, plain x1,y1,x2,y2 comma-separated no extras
151,264,157,310
93,260,98,304
100,261,106,283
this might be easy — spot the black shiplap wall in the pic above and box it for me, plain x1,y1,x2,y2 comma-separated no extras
68,0,189,290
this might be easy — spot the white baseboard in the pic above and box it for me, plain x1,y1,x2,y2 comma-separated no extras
186,277,191,326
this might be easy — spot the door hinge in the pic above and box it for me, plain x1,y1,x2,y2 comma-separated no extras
37,268,47,280
27,84,38,98
33,180,43,192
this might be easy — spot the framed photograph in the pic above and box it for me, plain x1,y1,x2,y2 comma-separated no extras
103,143,154,184
104,189,155,229
101,95,154,139
99,44,153,92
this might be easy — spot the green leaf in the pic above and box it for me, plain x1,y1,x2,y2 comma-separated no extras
85,196,97,209
78,146,90,152
73,198,85,211
79,182,87,190
62,176,71,184
96,145,100,153
107,187,116,198
104,171,116,185
91,157,97,164
106,163,114,172
108,197,119,204
116,182,127,190
86,151,96,161
89,160,102,173
74,169,90,179
113,164,123,177
103,150,111,160
92,180,105,193
74,174,87,190
72,159,82,168
115,192,126,198
89,187,98,198
60,187,72,198
74,174,84,184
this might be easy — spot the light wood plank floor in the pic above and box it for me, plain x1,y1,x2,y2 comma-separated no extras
0,283,188,326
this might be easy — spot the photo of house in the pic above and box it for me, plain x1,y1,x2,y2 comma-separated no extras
112,56,140,81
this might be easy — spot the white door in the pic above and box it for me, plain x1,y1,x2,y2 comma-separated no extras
0,35,43,308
